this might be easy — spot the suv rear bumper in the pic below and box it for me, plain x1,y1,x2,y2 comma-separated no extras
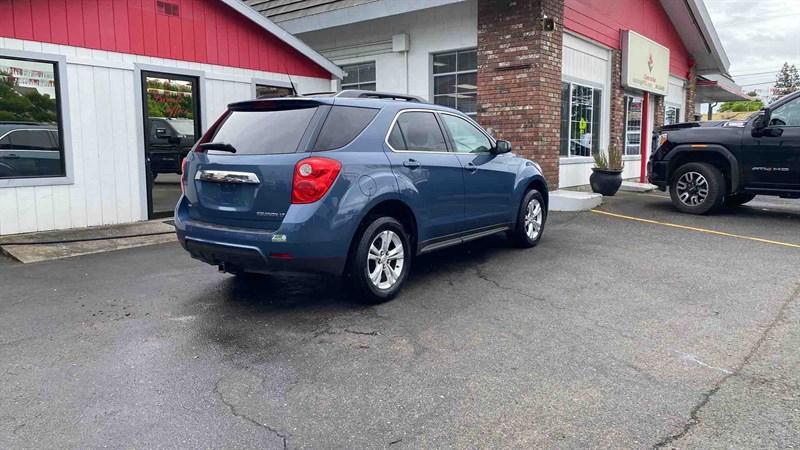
174,198,349,276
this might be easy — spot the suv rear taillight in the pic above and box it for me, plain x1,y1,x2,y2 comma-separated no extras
291,157,341,204
180,157,188,193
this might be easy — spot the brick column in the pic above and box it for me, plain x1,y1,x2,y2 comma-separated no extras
609,49,625,158
477,0,565,187
685,64,697,121
653,95,665,128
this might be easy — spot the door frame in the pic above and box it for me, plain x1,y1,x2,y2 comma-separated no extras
133,64,207,219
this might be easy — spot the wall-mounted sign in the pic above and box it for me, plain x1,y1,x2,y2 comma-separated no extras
621,30,669,96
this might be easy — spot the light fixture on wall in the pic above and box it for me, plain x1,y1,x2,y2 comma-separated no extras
541,14,555,32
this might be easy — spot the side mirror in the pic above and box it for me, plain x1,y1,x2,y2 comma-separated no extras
493,140,512,154
752,108,770,130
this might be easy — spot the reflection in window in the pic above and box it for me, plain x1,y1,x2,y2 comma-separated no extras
559,81,602,157
341,62,376,91
433,49,477,117
665,105,681,126
0,56,64,179
623,95,643,156
255,84,293,99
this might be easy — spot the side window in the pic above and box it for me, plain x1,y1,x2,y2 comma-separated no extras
770,98,800,127
388,124,407,150
392,112,448,152
440,114,492,153
0,133,10,149
314,105,379,150
8,130,56,149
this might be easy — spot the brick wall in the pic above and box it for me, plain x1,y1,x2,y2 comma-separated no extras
653,95,665,128
609,49,625,159
477,0,565,187
685,64,697,121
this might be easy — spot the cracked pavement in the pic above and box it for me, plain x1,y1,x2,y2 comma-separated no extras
1,193,799,448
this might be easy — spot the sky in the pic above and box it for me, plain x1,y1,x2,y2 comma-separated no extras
704,0,800,99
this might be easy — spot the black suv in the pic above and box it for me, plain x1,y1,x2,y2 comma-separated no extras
649,91,800,214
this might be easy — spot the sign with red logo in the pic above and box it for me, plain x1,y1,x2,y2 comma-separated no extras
621,30,669,96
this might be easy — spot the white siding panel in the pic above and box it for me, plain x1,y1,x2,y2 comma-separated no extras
92,66,119,225
34,186,55,231
15,188,37,233
110,69,133,224
76,65,103,226
0,189,19,235
66,64,88,229
51,187,71,230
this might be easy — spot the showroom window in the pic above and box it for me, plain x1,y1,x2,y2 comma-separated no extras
433,49,477,117
559,81,602,157
255,84,294,98
665,104,681,125
0,55,65,179
623,95,643,156
341,62,376,91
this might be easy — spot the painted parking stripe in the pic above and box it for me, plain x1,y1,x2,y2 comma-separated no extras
591,209,800,249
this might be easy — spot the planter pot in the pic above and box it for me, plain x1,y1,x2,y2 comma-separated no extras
590,168,623,196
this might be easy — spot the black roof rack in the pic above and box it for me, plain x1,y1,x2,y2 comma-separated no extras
334,90,427,103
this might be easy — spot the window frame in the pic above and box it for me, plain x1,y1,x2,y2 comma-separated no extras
431,48,478,118
559,80,603,158
0,48,73,187
384,109,453,154
340,62,377,91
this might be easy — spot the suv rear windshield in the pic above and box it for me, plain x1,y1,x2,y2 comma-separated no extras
210,106,318,155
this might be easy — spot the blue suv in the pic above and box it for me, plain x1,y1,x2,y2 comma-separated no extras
176,91,548,302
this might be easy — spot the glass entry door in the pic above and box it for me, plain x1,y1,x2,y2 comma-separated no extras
141,71,201,218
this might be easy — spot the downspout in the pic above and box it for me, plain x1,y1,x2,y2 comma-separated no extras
640,92,650,183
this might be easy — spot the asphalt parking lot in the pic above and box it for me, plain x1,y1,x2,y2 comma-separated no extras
1,192,798,449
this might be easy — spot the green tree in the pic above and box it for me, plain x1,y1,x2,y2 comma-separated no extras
773,62,800,98
719,90,763,113
0,77,58,122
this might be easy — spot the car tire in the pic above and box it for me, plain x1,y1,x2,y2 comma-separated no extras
669,162,726,215
724,192,756,207
511,189,546,248
347,216,411,304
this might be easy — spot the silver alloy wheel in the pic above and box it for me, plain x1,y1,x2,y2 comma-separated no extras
524,198,543,241
367,230,405,290
676,171,709,207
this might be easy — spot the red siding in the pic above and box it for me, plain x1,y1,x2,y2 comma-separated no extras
565,0,692,78
0,0,331,78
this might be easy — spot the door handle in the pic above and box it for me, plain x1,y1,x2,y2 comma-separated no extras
465,162,478,173
403,159,421,169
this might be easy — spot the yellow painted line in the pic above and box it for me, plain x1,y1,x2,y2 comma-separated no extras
590,209,800,249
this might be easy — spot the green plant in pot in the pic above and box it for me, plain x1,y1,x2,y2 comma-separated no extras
590,146,624,196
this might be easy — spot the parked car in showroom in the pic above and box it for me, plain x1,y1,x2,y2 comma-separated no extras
649,90,800,214
146,117,196,177
175,91,548,302
0,122,62,178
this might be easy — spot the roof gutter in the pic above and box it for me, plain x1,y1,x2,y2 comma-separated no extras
220,0,345,79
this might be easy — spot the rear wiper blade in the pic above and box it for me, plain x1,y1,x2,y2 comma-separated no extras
199,142,237,153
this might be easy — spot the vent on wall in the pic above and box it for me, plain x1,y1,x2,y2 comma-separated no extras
157,0,180,16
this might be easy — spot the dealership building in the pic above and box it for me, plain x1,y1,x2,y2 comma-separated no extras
0,0,341,236
248,0,749,188
0,0,748,236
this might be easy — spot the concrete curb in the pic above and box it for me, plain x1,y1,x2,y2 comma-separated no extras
549,190,603,211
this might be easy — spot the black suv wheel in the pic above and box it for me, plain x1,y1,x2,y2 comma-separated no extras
348,216,411,303
669,162,726,214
